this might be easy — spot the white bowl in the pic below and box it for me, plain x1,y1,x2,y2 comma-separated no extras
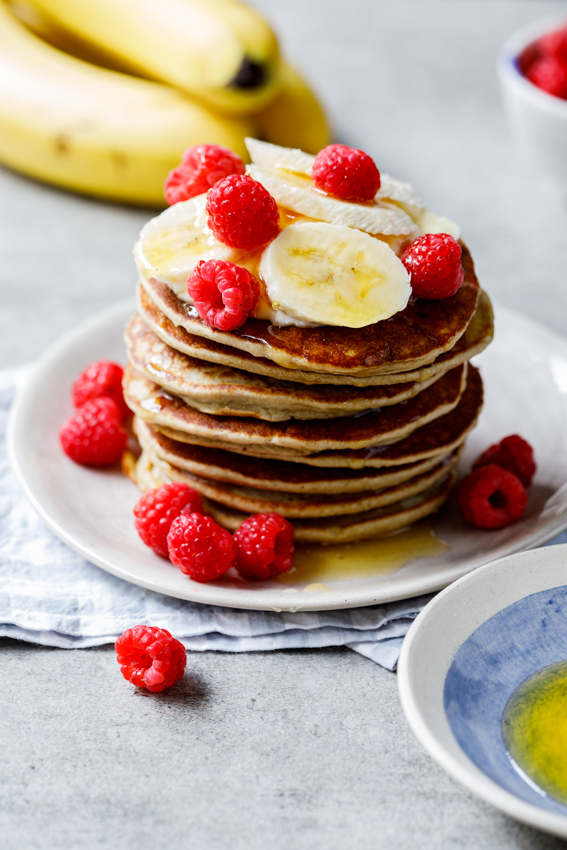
498,15,567,188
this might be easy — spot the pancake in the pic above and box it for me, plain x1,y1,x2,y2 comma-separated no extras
134,417,453,493
125,313,448,422
148,362,483,468
137,243,479,377
123,361,467,455
137,282,493,387
133,447,456,544
137,445,459,518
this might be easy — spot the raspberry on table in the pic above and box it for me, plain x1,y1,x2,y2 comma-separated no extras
400,233,464,299
311,144,381,202
233,512,295,581
115,625,187,693
72,360,130,422
187,259,260,331
526,56,567,100
60,397,127,467
206,173,280,250
167,513,236,582
134,483,204,558
164,144,245,205
472,434,536,488
457,464,528,529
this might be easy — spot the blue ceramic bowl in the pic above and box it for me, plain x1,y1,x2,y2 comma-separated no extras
398,543,567,838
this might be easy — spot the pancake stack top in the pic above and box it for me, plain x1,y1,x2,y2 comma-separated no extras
123,139,493,544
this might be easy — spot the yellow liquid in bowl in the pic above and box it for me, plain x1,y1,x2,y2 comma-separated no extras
503,660,567,805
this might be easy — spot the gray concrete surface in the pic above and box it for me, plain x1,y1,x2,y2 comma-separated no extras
2,1,567,847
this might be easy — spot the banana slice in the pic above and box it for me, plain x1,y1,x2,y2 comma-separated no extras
259,221,411,328
245,137,315,174
412,209,461,241
134,194,237,298
248,164,418,237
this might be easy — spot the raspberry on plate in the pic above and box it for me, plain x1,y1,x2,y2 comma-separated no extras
311,144,381,202
400,233,464,299
60,397,127,467
167,513,236,582
233,512,295,581
472,434,536,488
164,144,245,205
457,464,528,529
134,483,204,558
187,259,260,331
72,360,130,422
206,173,280,250
526,56,567,100
115,625,186,693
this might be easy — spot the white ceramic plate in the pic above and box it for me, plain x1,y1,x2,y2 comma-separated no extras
8,298,567,612
397,544,567,839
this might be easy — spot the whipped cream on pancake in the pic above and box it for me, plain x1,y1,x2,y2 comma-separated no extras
134,140,461,329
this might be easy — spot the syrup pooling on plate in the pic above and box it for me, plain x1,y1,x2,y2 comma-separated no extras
503,660,567,806
277,523,448,585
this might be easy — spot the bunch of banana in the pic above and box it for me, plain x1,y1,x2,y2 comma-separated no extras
0,0,329,205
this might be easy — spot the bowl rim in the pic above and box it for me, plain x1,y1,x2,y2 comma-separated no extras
497,12,567,115
397,543,567,839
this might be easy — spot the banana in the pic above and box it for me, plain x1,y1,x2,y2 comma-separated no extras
259,222,411,328
247,163,419,237
135,194,238,298
0,2,257,205
253,62,330,154
246,139,461,240
21,0,281,116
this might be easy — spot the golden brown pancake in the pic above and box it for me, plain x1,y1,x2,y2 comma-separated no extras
137,282,493,387
123,362,467,454
137,243,479,376
125,312,448,422
134,417,452,493
133,448,456,544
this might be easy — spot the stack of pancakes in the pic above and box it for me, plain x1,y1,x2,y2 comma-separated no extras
123,244,493,545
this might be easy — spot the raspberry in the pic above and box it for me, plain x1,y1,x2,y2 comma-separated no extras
526,56,567,99
538,27,567,64
233,513,295,581
60,397,127,467
472,435,536,488
457,464,527,529
206,173,280,250
400,233,464,299
311,144,381,202
134,483,204,558
187,259,259,331
164,144,245,205
72,360,130,422
115,625,186,693
167,513,236,582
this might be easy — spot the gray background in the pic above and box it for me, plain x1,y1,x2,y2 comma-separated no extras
2,1,567,847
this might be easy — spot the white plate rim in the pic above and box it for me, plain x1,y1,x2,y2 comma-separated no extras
397,544,567,839
7,298,567,612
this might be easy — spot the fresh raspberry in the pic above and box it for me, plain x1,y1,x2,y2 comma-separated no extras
60,397,127,467
133,483,204,558
538,27,567,64
526,56,567,99
206,173,280,250
457,464,527,529
233,513,295,581
187,259,259,331
311,144,381,202
164,144,245,205
167,513,236,582
71,360,130,422
472,435,536,488
400,233,464,299
115,625,186,693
